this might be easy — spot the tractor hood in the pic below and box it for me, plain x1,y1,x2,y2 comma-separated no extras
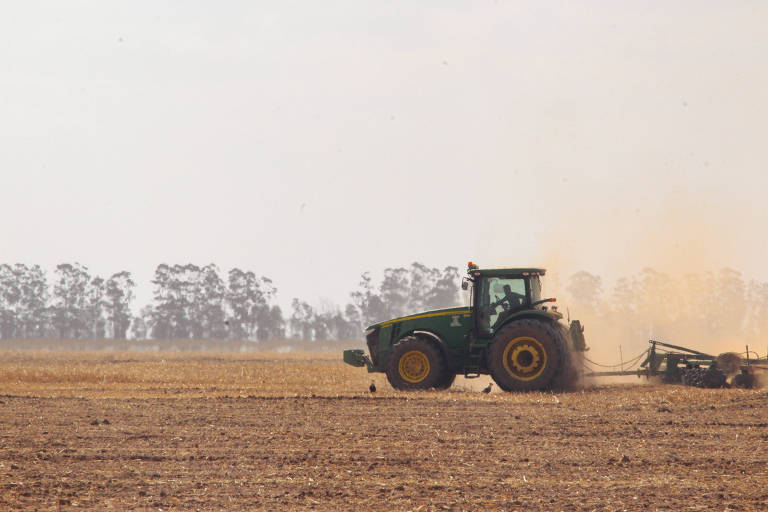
366,306,472,331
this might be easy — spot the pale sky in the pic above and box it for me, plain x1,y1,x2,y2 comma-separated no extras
2,2,767,312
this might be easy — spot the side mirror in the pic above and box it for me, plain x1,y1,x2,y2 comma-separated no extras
461,278,470,290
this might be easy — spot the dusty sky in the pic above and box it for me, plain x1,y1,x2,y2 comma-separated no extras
2,2,767,311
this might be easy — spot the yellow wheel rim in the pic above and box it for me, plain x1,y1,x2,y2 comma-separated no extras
398,350,431,383
502,336,547,381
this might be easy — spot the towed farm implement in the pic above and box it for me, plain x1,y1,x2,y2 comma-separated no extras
584,339,768,389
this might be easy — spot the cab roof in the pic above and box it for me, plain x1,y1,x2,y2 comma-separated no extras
469,267,546,277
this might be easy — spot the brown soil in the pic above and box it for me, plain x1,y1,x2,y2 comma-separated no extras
1,351,767,511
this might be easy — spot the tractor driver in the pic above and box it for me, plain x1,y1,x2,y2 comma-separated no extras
484,279,527,330
501,284,524,309
489,281,526,311
486,278,526,328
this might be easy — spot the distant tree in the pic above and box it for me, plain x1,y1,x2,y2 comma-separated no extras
379,267,410,318
711,268,746,338
426,265,460,309
130,305,154,340
226,268,257,339
198,264,226,339
178,264,204,338
226,269,277,341
343,303,363,336
406,262,433,312
105,271,135,339
257,304,285,341
51,263,92,338
0,264,21,338
308,299,332,341
149,263,182,339
290,299,315,340
21,265,49,337
609,277,634,315
149,263,227,340
350,272,388,326
312,313,331,341
304,299,359,341
0,308,13,339
566,271,603,312
331,309,359,340
84,276,106,338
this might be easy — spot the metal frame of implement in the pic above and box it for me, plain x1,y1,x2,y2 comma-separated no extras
584,339,768,383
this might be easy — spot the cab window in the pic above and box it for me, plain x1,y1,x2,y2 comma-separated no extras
477,277,527,335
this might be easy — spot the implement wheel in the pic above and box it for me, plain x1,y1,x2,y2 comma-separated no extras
386,336,447,390
488,319,563,391
732,372,756,389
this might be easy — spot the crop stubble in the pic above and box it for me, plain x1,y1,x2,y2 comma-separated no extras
0,351,766,511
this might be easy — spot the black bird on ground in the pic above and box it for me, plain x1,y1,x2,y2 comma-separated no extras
369,382,376,393
481,383,493,394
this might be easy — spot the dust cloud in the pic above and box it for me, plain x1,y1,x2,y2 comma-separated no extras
539,192,768,368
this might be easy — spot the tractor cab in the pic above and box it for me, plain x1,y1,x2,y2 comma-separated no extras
464,264,559,339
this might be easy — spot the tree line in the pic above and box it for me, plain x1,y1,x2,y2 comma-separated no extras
0,264,133,340
3,262,766,353
0,262,461,342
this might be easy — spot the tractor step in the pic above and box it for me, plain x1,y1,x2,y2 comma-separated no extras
464,367,481,379
463,351,485,378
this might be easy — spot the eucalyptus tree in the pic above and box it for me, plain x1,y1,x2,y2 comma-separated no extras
51,263,91,339
105,271,135,339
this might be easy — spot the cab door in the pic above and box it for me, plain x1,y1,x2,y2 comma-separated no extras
474,276,528,338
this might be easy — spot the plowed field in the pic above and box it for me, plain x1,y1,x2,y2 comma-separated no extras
1,351,766,511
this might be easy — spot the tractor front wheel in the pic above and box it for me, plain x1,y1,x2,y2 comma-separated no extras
386,336,447,390
488,319,563,391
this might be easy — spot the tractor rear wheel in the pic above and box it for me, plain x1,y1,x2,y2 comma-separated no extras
435,368,456,390
488,319,563,391
386,336,447,390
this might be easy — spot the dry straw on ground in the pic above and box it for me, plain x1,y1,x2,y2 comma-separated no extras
0,350,766,511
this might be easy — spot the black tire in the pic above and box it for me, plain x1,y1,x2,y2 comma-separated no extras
732,372,755,389
552,322,582,390
681,367,692,386
386,336,447,390
682,367,704,387
488,319,564,392
681,367,726,388
702,367,727,388
435,368,456,390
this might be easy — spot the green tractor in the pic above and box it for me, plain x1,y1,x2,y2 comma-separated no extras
343,262,588,391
